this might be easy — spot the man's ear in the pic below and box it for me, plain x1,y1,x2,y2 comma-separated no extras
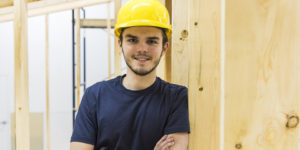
162,42,169,56
118,39,122,48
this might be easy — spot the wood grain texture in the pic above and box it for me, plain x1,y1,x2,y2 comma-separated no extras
171,0,189,86
13,0,30,149
225,0,300,149
0,0,39,8
187,0,221,149
80,19,114,28
107,2,111,79
164,0,172,82
114,0,122,77
75,8,81,110
156,0,166,80
0,0,111,23
45,14,50,150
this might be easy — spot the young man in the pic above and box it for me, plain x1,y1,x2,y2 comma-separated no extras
70,0,190,150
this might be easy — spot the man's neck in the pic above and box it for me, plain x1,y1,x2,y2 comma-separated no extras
122,69,157,91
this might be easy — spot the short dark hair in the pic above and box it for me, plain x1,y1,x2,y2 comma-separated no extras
119,27,168,46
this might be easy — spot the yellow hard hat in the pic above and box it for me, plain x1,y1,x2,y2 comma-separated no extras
114,0,172,38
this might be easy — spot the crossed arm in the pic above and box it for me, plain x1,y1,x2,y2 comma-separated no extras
70,132,188,150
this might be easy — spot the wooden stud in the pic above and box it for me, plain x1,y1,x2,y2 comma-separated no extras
80,19,114,28
114,0,122,77
107,2,111,79
0,0,13,8
164,0,172,82
75,8,81,110
156,0,166,79
0,0,111,23
171,0,189,86
45,14,50,150
225,0,300,149
13,0,30,149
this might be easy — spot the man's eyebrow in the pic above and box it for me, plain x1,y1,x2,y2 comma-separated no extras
147,37,160,40
125,34,137,38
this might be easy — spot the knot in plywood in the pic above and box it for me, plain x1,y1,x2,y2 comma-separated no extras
235,143,242,149
286,115,299,128
180,29,188,41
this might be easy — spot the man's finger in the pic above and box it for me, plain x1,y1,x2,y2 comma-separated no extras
159,137,174,148
157,135,168,144
161,140,174,150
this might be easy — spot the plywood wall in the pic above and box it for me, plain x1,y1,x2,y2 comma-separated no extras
225,0,300,149
171,0,300,149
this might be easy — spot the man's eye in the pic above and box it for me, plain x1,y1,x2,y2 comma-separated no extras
128,39,137,43
147,40,158,44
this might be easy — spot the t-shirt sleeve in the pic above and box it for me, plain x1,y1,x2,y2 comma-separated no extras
164,87,190,134
71,87,98,145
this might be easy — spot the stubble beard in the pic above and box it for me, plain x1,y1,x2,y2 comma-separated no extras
122,48,163,76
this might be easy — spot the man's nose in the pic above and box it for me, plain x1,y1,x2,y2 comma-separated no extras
137,42,148,53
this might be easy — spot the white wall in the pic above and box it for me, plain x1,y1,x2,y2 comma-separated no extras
0,0,128,150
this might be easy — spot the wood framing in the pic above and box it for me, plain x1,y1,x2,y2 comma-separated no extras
0,0,39,8
75,8,81,110
114,0,122,77
14,0,30,149
164,0,172,82
107,2,111,79
225,0,300,149
0,0,111,22
80,19,114,28
45,14,50,150
156,0,166,79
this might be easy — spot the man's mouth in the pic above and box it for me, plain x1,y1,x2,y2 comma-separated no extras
133,55,152,61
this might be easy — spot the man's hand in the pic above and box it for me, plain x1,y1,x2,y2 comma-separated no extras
154,135,175,150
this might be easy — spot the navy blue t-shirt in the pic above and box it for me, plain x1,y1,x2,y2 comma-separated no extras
71,75,190,150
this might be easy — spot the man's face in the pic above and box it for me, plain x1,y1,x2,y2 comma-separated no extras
119,27,168,76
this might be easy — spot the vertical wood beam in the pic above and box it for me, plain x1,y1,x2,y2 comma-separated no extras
114,0,122,77
187,0,221,149
107,2,111,79
171,0,189,86
75,8,81,110
172,0,221,149
45,14,50,150
156,0,166,80
13,0,30,149
164,0,172,82
225,0,300,149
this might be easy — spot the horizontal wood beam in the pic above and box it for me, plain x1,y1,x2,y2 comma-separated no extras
0,0,39,8
80,19,114,28
0,0,111,22
0,1,13,8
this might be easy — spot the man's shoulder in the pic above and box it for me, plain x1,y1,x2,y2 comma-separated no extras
86,75,121,93
158,78,188,94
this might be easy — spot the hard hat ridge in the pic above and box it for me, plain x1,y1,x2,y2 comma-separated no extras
114,0,172,38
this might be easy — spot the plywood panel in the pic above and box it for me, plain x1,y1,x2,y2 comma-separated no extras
187,0,221,149
225,0,300,149
171,0,189,86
